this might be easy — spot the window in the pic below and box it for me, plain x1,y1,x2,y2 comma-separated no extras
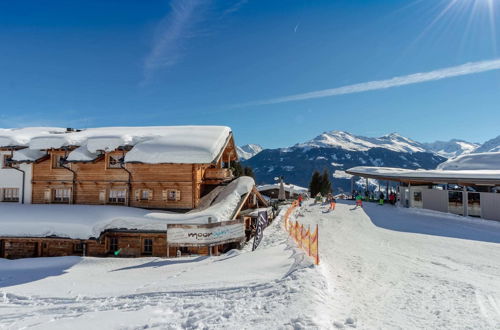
141,189,149,200
108,155,122,169
3,188,19,202
109,189,127,204
166,189,180,201
2,155,18,169
413,191,422,202
109,237,118,252
143,238,153,255
53,188,71,203
52,154,65,169
74,243,85,253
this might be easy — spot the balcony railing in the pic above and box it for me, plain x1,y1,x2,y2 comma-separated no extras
204,168,233,181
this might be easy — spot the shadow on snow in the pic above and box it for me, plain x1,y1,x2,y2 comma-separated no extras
339,200,500,244
0,256,82,288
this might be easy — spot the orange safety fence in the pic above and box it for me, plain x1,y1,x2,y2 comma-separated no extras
283,201,319,265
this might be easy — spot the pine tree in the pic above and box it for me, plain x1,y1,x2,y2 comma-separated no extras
320,169,332,195
243,166,255,179
309,171,321,196
231,162,244,177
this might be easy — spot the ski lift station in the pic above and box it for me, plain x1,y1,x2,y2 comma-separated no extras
346,152,500,222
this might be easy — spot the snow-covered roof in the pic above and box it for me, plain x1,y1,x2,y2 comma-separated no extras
125,126,232,164
437,152,500,171
11,149,47,162
2,126,232,164
346,166,500,184
0,177,256,239
66,145,102,162
257,183,308,194
0,127,66,148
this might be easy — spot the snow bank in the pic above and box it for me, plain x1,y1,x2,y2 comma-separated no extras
0,177,255,239
437,151,500,171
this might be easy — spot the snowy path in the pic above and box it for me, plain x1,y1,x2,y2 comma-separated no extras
0,209,330,330
295,200,500,329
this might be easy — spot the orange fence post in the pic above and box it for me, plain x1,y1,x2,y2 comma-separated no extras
315,224,319,265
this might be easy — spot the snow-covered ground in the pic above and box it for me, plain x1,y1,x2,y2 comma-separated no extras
1,201,500,329
0,208,330,329
296,200,500,329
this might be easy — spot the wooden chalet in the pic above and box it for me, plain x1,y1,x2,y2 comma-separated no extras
0,126,271,259
28,127,238,210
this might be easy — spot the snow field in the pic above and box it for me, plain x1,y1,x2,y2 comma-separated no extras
0,207,331,329
294,200,500,329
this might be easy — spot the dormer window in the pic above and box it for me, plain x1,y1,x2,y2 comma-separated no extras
108,155,122,169
2,155,19,169
52,154,65,169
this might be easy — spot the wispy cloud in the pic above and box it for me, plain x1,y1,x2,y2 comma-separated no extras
240,58,500,106
142,0,208,85
222,0,248,16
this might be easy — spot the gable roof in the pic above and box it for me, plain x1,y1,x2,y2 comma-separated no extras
1,126,234,165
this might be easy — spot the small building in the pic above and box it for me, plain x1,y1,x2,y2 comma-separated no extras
346,152,500,221
257,183,308,200
0,177,270,259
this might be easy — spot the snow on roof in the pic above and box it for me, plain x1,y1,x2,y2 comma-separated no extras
5,125,231,164
0,127,66,148
0,177,255,239
11,149,47,162
124,126,232,164
346,166,500,183
257,183,308,194
66,145,101,162
437,152,500,171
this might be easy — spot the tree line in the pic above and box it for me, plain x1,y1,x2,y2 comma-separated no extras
309,169,332,197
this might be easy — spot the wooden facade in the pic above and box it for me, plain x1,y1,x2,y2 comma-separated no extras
30,135,237,210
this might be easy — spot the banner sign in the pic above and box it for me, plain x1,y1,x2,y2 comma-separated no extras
252,211,268,251
167,219,245,247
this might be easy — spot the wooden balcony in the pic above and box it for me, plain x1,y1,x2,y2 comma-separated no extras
204,168,233,182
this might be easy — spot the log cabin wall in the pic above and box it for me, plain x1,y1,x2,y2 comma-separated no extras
31,150,222,210
32,149,74,204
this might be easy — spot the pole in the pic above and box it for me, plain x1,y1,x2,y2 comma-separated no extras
463,185,468,217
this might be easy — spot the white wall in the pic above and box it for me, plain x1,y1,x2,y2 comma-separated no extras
0,150,33,204
480,193,500,221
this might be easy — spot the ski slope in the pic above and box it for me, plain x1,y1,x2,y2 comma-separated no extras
296,200,500,329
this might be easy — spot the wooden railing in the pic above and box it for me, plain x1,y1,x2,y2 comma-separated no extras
204,168,233,181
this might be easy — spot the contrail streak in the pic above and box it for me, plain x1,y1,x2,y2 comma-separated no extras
244,58,500,106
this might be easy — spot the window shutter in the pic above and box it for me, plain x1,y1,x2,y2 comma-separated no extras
135,189,140,201
162,189,168,201
44,189,51,203
99,190,106,204
148,189,154,201
175,190,181,201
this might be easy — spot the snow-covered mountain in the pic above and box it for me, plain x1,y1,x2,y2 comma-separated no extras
423,139,480,158
244,131,446,193
474,135,500,153
295,131,426,153
237,144,263,160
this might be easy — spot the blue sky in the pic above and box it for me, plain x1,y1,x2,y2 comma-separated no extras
1,0,500,148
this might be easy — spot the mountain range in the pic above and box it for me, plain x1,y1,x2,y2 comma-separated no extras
240,131,500,193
